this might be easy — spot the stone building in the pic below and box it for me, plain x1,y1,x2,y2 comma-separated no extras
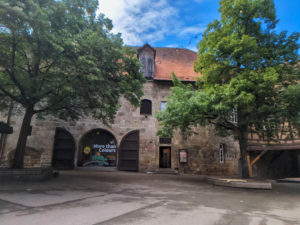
0,44,242,176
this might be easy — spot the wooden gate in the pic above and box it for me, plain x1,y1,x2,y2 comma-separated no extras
52,128,75,169
119,130,139,171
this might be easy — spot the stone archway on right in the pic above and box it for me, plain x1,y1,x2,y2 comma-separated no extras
118,130,139,171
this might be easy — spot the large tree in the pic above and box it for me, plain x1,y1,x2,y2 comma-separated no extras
157,0,299,177
0,0,145,168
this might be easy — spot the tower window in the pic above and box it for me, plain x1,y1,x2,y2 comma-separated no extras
140,99,152,115
139,56,154,78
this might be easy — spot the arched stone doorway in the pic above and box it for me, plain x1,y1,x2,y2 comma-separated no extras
119,130,139,171
52,127,76,169
78,129,117,168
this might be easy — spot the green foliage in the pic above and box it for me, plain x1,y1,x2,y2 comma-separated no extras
0,0,145,123
157,0,299,143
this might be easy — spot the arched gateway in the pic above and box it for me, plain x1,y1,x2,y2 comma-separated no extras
78,129,117,168
119,130,139,171
52,128,76,169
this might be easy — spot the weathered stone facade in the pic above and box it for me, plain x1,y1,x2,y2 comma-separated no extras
0,45,241,176
0,80,240,176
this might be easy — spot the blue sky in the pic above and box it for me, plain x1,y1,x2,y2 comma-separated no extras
98,0,300,51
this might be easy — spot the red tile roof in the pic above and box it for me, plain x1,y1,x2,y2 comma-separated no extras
154,47,200,81
133,46,201,81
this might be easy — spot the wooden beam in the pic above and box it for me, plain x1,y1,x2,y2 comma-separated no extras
247,144,300,151
247,150,268,177
250,150,268,166
247,153,253,177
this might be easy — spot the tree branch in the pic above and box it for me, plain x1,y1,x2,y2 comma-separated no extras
0,84,22,103
8,32,30,104
40,51,65,74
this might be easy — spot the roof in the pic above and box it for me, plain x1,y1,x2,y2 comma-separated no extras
0,122,13,134
133,45,201,81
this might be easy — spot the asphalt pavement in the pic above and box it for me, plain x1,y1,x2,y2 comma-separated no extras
0,170,299,225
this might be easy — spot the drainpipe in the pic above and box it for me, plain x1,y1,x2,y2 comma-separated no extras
0,101,13,162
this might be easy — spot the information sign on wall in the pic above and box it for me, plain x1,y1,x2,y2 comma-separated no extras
179,150,187,163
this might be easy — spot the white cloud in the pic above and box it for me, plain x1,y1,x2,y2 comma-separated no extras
166,44,179,48
179,25,206,37
186,45,198,52
98,0,178,45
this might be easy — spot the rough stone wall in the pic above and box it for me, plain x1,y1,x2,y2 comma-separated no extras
171,125,240,176
0,81,240,176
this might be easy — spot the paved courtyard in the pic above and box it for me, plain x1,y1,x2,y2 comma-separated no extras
0,170,300,225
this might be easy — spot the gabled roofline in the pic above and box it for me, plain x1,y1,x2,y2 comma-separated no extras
137,43,156,58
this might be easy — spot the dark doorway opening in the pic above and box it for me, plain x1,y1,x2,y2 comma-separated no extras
159,147,171,168
52,128,75,170
251,150,300,178
119,130,139,171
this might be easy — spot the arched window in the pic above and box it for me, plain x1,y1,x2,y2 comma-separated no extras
140,99,152,115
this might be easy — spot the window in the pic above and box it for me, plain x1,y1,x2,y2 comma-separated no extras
160,101,167,111
231,108,238,124
159,137,171,144
219,144,225,163
140,99,152,115
139,56,154,78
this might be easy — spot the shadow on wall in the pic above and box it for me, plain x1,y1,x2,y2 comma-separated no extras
8,147,43,167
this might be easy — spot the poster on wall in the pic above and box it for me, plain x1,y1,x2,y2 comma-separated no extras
79,129,117,167
179,150,187,163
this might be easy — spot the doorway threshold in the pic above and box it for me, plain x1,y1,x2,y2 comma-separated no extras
154,168,178,175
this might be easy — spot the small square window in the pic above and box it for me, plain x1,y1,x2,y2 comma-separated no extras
159,137,171,144
160,101,167,111
140,99,152,115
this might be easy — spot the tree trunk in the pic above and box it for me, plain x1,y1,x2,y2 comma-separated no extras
0,100,13,161
238,131,249,178
11,106,34,169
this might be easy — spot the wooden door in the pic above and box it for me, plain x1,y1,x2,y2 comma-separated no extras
119,130,139,171
160,147,171,168
52,128,75,169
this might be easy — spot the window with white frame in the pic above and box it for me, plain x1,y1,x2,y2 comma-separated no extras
160,101,167,111
231,108,238,124
219,144,225,163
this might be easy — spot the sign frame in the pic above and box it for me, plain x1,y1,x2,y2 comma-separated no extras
179,149,188,164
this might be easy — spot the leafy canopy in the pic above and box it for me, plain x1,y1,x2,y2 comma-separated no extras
157,0,299,142
0,0,145,123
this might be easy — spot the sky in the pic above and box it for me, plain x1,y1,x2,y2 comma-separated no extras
98,0,300,52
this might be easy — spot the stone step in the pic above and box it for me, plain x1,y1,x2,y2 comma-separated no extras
153,168,178,175
207,177,272,190
75,167,118,172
